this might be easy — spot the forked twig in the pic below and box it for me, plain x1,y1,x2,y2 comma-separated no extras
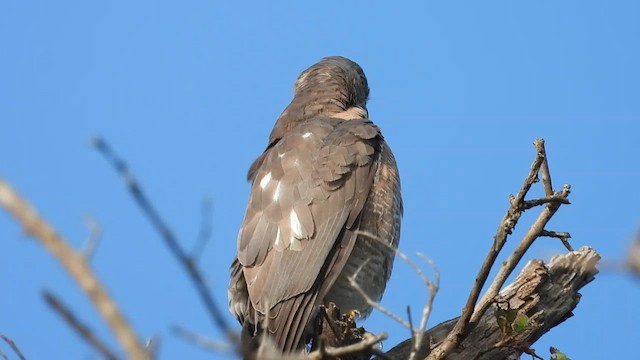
192,196,213,261
91,137,238,346
540,230,573,251
409,253,440,360
471,142,570,323
426,139,572,360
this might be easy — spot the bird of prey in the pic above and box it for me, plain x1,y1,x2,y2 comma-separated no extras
228,56,402,355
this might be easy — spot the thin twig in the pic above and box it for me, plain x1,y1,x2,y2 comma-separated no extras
409,253,439,360
538,139,554,197
348,259,413,330
349,230,441,360
43,291,119,360
192,196,213,261
0,335,26,360
521,194,570,210
0,178,148,360
406,306,416,360
354,230,433,297
352,230,440,359
172,325,233,353
81,214,102,259
540,230,573,251
91,137,238,345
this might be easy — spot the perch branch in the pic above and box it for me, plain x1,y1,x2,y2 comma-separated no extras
306,332,387,360
0,178,148,360
380,247,599,360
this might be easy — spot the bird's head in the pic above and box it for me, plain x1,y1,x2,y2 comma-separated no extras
269,56,370,143
293,56,369,110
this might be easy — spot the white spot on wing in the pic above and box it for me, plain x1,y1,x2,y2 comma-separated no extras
259,172,271,189
272,182,281,201
302,132,312,138
274,227,282,247
290,209,303,238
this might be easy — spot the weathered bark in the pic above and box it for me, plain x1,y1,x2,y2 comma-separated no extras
380,246,599,359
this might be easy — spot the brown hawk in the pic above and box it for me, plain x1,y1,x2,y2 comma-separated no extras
228,56,402,354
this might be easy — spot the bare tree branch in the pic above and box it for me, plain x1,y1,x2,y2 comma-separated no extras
423,139,546,360
521,194,570,210
380,247,599,360
0,178,149,360
472,142,570,324
409,254,440,360
348,259,412,331
43,291,119,360
0,334,26,360
91,137,238,346
540,230,573,252
81,214,102,259
426,139,573,360
192,195,213,261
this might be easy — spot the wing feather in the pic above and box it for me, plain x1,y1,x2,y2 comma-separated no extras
235,117,381,352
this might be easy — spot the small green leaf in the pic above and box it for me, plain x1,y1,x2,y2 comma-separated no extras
512,313,531,333
550,346,571,360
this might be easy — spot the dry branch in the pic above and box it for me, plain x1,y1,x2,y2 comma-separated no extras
43,291,119,360
0,178,149,360
424,139,549,359
423,139,574,360
380,247,599,359
307,332,387,360
0,334,26,360
91,138,239,347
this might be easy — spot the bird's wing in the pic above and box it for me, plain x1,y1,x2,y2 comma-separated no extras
236,117,381,351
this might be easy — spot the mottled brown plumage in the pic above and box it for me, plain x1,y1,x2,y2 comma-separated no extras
228,56,402,355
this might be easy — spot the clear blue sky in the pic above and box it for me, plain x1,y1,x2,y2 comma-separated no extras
2,1,639,359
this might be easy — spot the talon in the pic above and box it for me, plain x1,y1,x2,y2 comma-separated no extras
344,309,361,322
